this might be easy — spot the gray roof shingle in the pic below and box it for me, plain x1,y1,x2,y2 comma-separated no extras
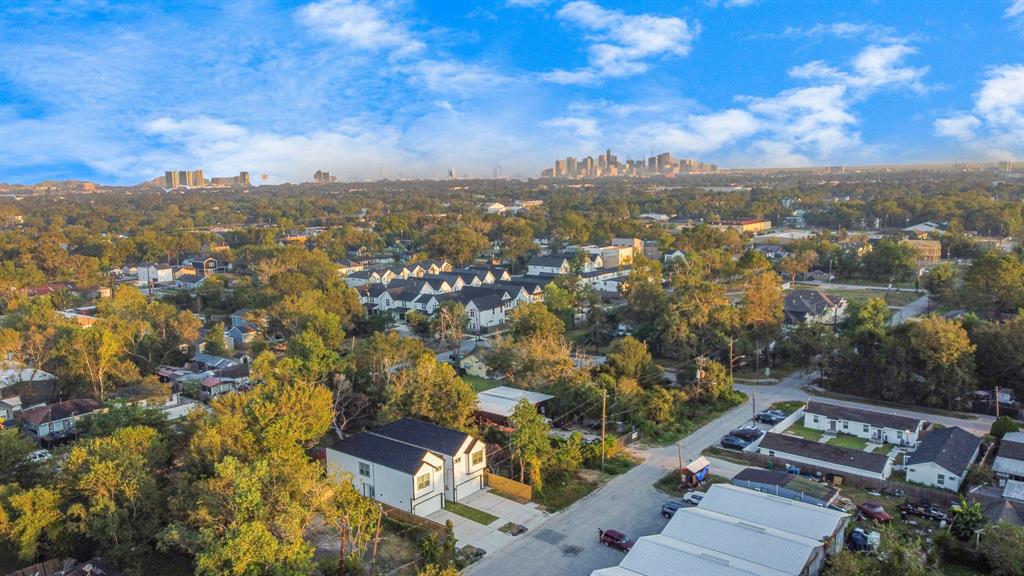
760,432,891,474
906,426,981,474
329,432,437,475
372,418,473,456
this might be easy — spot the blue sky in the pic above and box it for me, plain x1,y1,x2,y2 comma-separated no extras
1,0,1022,184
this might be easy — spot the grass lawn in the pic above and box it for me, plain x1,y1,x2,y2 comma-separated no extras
826,434,869,450
599,453,640,476
771,400,806,414
651,392,748,445
463,375,502,392
700,445,754,466
444,501,499,525
784,423,825,441
536,470,599,511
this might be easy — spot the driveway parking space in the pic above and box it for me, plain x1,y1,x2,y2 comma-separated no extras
427,489,549,556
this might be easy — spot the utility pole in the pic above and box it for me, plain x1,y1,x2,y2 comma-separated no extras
601,389,607,472
728,337,735,385
995,385,1001,418
751,386,757,421
677,440,684,484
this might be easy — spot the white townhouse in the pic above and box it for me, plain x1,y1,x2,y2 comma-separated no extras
803,401,924,447
527,255,571,276
325,432,446,516
137,263,174,286
373,418,487,503
465,294,507,332
905,426,982,491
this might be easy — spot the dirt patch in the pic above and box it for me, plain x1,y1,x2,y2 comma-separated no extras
578,469,602,482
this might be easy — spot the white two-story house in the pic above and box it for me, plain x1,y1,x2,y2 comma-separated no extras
803,401,924,447
373,418,487,503
325,431,446,516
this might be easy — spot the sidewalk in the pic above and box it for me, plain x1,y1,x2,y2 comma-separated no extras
427,489,549,554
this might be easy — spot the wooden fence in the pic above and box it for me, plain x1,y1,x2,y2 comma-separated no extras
484,470,532,502
381,503,446,536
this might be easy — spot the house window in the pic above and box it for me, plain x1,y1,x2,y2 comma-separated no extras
863,424,869,433
358,462,370,477
897,431,904,439
769,450,775,456
842,421,848,430
813,415,819,424
416,473,431,491
937,474,945,486
472,451,483,466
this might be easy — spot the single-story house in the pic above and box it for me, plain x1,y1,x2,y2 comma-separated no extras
476,386,554,427
372,418,486,503
0,363,58,392
459,349,489,378
759,432,894,480
661,507,826,576
0,395,23,422
905,426,982,491
200,377,237,400
18,398,103,443
783,290,847,325
189,353,241,373
325,432,445,516
803,400,924,447
731,468,839,508
994,432,1024,486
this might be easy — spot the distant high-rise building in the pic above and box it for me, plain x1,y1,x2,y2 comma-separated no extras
447,168,457,179
209,172,251,187
582,156,594,176
566,156,578,177
164,169,205,189
313,170,337,184
555,159,568,177
540,149,715,178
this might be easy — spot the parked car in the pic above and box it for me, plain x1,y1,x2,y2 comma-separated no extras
857,502,892,523
661,501,683,518
26,449,52,464
729,427,764,442
755,409,786,425
599,529,634,552
682,491,705,506
720,435,750,450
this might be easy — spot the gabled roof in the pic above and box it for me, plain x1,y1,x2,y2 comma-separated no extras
465,294,505,311
528,255,569,268
191,353,240,369
328,432,440,475
998,432,1024,461
19,398,102,426
759,432,891,474
783,290,842,316
697,484,849,542
372,418,474,456
804,400,923,431
906,426,981,474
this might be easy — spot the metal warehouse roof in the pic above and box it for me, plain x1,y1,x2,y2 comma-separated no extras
697,484,848,542
593,534,791,576
476,386,554,418
660,508,822,575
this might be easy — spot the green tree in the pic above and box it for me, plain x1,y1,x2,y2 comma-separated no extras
962,251,1024,317
606,336,662,386
431,301,466,352
978,522,1024,576
740,271,784,369
499,218,535,272
204,321,229,356
508,399,551,485
60,324,138,401
926,261,958,304
902,315,976,409
844,297,891,337
381,353,477,430
0,430,45,487
79,399,170,438
508,302,565,341
991,416,1021,439
0,485,64,562
644,387,675,424
553,432,584,473
621,256,666,326
949,496,985,541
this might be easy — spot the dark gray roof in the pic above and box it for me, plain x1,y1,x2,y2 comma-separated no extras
328,431,436,474
460,285,512,300
466,294,505,311
19,398,102,426
999,434,1024,461
760,432,891,474
528,255,569,267
906,426,981,474
784,290,842,315
372,418,473,456
804,400,923,431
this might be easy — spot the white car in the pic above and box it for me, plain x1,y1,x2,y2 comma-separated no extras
682,491,704,506
26,449,52,464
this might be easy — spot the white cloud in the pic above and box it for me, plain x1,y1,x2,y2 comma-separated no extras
407,59,513,95
542,116,601,139
296,0,424,57
626,109,760,155
935,64,1024,159
1007,0,1024,17
788,43,929,94
542,1,697,84
506,0,551,6
778,22,912,44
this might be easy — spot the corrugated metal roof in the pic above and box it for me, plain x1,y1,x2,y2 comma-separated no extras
697,484,848,542
613,535,791,576
660,508,821,574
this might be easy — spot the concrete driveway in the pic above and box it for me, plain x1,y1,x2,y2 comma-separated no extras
427,489,548,556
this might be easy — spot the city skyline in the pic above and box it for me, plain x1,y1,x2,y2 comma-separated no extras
2,0,1023,185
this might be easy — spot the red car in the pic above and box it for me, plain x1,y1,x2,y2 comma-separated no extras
599,529,634,552
857,502,892,523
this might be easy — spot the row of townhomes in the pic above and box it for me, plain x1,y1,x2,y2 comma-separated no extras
755,401,983,491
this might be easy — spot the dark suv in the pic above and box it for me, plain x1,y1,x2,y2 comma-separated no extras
755,409,786,424
661,501,683,518
729,427,764,442
599,529,634,552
